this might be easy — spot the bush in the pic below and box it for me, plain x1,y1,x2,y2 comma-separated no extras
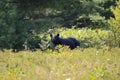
39,27,110,49
108,0,120,47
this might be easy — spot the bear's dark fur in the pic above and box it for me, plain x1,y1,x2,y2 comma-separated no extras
50,34,80,49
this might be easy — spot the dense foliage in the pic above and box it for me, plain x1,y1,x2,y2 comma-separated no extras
108,0,120,47
0,0,119,50
39,28,111,50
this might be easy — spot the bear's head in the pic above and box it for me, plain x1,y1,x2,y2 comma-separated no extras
50,34,60,45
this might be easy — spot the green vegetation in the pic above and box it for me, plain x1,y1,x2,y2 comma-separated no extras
0,27,119,80
0,0,118,50
0,48,120,80
39,28,111,49
0,0,120,80
108,0,120,47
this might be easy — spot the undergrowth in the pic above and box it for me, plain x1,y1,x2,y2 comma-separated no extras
39,28,112,49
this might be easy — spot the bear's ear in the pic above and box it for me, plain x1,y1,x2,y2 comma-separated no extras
50,34,52,38
57,34,59,37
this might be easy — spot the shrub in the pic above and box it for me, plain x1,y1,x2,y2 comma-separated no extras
108,0,120,47
40,28,110,49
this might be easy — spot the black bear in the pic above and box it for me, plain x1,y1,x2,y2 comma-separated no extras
50,34,80,49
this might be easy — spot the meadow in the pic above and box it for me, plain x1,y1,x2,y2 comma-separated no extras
0,47,120,80
0,28,120,80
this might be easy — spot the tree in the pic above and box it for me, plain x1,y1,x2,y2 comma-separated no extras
0,0,18,49
0,0,41,51
108,0,120,47
0,0,118,51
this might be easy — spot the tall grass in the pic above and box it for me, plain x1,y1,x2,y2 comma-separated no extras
0,48,120,80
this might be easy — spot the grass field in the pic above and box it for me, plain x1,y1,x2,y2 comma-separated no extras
0,47,120,80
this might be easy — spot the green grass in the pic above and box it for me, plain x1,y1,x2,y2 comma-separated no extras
0,48,120,80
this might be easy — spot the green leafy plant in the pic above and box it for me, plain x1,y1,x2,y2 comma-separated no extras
108,0,120,47
42,28,110,49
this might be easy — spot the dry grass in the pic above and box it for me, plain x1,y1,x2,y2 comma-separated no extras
0,48,120,80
